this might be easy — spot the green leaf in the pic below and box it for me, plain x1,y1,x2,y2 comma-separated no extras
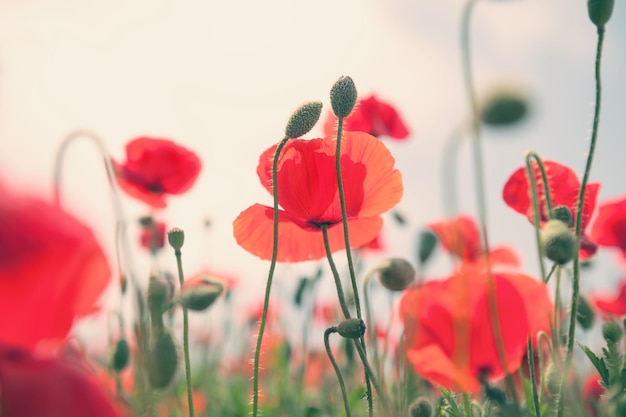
578,342,610,385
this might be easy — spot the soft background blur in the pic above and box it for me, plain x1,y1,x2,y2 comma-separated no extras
0,0,624,349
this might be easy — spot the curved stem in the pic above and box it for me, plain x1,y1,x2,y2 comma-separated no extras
324,327,353,417
557,27,605,417
53,129,137,289
174,250,194,417
461,0,517,403
252,135,289,417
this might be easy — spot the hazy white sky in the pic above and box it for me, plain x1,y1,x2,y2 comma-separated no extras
1,0,625,332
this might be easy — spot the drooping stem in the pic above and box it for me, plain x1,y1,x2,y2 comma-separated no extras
324,327,353,417
460,0,517,402
173,249,194,417
252,135,289,417
557,27,605,417
524,151,554,282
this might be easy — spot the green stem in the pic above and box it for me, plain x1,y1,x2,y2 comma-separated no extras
252,135,289,417
352,339,393,416
526,338,541,417
557,27,605,417
524,151,554,282
362,269,381,376
461,0,517,403
174,250,194,417
463,394,472,417
325,328,353,417
441,122,467,218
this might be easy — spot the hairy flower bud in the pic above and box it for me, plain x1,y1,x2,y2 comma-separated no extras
602,320,623,344
541,219,576,265
167,227,185,251
285,101,323,138
146,330,179,389
588,0,614,28
109,338,131,372
377,258,416,291
577,295,596,330
175,277,224,311
330,76,357,118
409,398,433,417
148,275,171,310
336,318,366,339
480,87,529,127
551,205,573,227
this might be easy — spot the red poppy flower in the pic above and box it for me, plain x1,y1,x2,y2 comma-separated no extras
233,132,403,262
0,343,121,417
324,95,410,140
428,214,520,266
589,194,626,257
502,160,600,258
139,220,166,252
0,188,112,350
591,279,626,317
400,263,552,393
581,374,604,416
113,137,202,208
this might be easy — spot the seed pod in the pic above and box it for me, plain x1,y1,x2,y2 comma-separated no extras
146,330,179,389
480,88,528,127
167,227,185,251
588,0,614,28
336,318,366,339
284,101,323,138
377,258,416,291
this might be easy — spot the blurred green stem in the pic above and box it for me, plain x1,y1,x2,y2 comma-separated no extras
325,327,353,417
174,249,194,417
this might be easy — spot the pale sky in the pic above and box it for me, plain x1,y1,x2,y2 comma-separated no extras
1,0,625,345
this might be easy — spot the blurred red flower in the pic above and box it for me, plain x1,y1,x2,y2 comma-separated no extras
0,188,111,350
324,94,410,140
581,374,604,416
428,214,520,266
589,194,626,257
233,132,403,262
113,137,201,208
591,279,626,317
139,220,166,252
0,343,121,417
399,262,551,393
502,160,600,258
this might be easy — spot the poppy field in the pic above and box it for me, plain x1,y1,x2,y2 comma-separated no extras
1,1,626,417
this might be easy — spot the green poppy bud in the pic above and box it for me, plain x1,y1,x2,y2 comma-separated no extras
480,87,529,127
330,76,357,118
417,229,438,265
146,330,179,389
545,362,562,399
588,0,614,28
602,320,623,344
551,205,573,227
167,227,185,251
284,101,323,138
377,258,416,291
577,295,596,330
541,219,576,265
409,398,433,417
175,277,224,311
110,338,130,372
336,318,366,339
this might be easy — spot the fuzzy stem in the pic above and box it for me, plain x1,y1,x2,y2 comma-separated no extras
557,27,605,417
527,338,541,417
352,338,393,416
325,327,353,417
174,249,194,417
251,135,289,417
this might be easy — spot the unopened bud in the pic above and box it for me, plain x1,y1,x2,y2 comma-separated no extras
588,0,614,28
110,338,130,372
480,88,528,127
551,205,573,227
377,258,415,291
409,398,433,417
602,320,623,344
167,227,185,251
146,330,179,389
417,229,438,265
577,295,596,330
541,219,576,265
285,101,323,138
336,318,366,339
175,277,224,311
148,275,171,310
330,76,357,118
545,362,562,398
